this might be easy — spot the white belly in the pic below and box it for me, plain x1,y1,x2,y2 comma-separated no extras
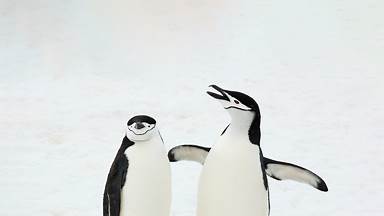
197,135,269,216
120,138,171,216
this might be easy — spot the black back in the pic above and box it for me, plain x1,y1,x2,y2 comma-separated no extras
103,137,134,216
249,115,261,145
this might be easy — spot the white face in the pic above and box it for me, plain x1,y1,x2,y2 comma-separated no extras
126,122,157,141
219,93,252,111
207,86,252,111
207,85,258,126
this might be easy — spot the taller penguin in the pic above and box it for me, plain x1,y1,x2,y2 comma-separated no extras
172,85,327,216
197,85,271,216
103,115,171,216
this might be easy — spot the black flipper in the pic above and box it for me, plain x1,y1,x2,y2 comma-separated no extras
103,137,133,216
167,125,227,164
263,157,328,192
168,145,210,164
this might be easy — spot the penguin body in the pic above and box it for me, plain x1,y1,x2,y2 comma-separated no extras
197,85,269,216
198,125,269,216
103,115,171,216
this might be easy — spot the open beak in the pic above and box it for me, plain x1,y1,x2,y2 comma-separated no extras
206,85,230,101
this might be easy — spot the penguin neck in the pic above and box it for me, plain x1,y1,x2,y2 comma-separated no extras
228,109,255,129
227,109,261,145
119,136,135,153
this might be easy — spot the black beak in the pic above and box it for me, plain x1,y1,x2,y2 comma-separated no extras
206,85,230,101
134,122,145,129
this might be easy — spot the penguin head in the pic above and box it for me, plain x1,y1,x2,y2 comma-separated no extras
126,115,157,141
207,85,260,122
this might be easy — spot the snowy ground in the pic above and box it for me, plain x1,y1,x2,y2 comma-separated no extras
1,0,384,215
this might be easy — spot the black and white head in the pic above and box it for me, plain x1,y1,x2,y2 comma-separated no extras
207,85,261,127
126,115,157,141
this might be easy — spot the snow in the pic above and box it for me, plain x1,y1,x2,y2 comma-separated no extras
0,0,383,215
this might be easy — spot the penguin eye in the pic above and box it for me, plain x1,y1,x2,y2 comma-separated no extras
234,100,239,104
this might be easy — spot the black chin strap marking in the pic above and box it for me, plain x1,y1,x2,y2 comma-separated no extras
224,106,252,111
128,126,155,135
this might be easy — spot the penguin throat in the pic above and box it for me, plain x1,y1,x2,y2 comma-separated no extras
228,109,255,129
227,109,261,145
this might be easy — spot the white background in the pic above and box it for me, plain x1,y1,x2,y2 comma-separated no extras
0,0,383,215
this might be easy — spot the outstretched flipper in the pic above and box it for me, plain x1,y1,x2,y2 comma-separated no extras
168,145,210,164
264,158,328,192
168,145,328,192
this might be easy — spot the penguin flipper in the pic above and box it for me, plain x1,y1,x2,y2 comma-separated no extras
103,154,129,216
168,145,210,164
263,157,328,192
168,145,328,191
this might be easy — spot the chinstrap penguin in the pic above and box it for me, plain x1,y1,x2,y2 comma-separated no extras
103,115,171,216
168,85,328,216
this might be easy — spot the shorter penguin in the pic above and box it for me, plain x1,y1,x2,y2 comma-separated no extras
103,115,171,216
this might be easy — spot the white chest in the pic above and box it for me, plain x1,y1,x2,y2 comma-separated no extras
197,131,269,216
120,137,171,216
